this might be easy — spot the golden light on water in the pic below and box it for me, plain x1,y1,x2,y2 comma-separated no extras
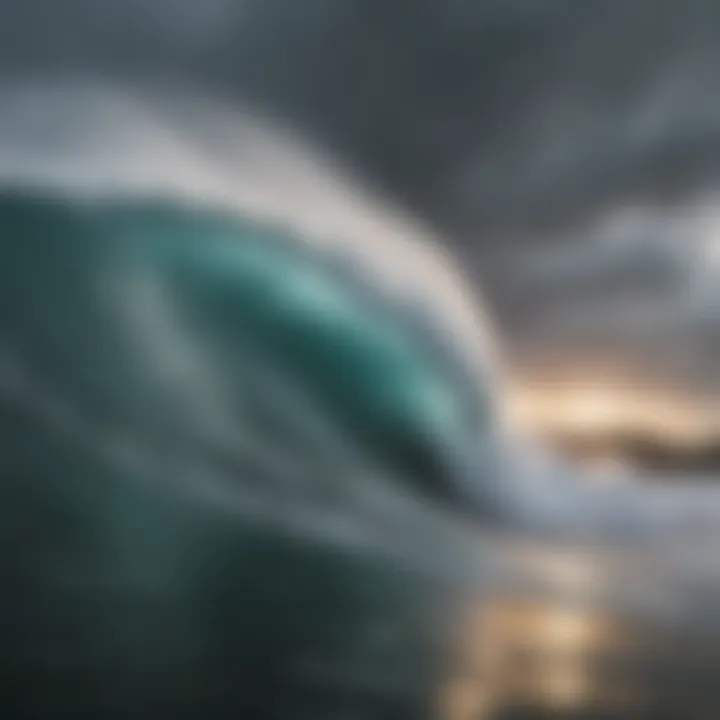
523,550,600,595
536,608,593,708
443,593,644,719
480,601,600,711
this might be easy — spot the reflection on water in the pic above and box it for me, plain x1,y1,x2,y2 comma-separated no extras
444,598,644,719
442,537,720,720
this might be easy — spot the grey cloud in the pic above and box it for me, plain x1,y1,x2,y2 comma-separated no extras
2,0,720,398
491,201,720,396
4,0,720,235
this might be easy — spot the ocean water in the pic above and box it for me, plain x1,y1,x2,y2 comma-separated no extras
1,189,720,720
0,188,516,718
1,83,720,718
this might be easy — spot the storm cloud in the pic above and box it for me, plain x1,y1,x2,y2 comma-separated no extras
2,0,720,398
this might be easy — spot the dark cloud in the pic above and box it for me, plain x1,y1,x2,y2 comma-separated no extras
492,203,720,396
4,0,720,232
2,0,720,398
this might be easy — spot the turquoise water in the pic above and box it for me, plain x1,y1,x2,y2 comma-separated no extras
0,190,492,718
1,190,719,719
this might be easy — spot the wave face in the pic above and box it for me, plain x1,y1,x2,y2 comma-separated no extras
2,84,720,718
0,84,522,717
0,189,519,718
0,188,507,517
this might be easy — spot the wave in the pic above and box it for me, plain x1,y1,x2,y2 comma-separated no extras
1,84,720,678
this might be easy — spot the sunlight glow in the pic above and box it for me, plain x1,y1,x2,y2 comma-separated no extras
507,381,720,447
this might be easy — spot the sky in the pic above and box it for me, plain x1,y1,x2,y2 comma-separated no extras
2,0,720,432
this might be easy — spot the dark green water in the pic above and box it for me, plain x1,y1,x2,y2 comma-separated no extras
1,190,718,719
0,191,485,718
